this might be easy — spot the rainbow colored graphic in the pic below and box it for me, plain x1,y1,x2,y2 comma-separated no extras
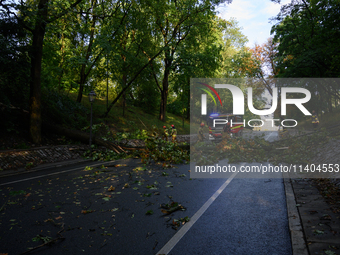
197,82,222,107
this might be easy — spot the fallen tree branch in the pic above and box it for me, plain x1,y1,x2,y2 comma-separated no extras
43,123,126,153
20,224,65,255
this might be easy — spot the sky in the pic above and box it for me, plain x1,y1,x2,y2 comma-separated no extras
216,0,291,48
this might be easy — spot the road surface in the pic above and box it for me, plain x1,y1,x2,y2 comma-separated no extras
0,154,291,255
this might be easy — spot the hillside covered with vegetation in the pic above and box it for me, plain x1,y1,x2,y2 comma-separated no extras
1,0,340,149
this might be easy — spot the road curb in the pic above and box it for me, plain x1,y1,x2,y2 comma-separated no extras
0,158,94,178
283,174,309,255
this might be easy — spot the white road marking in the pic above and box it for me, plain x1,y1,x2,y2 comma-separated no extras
155,171,238,255
265,131,274,140
0,161,111,186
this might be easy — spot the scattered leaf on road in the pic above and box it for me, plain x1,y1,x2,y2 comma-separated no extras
146,185,157,190
81,210,95,214
313,229,324,235
108,186,115,191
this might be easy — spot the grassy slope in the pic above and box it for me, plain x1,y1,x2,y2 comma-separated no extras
77,93,191,135
79,93,340,136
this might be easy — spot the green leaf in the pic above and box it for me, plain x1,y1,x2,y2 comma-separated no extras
145,210,154,215
313,229,324,235
9,190,26,196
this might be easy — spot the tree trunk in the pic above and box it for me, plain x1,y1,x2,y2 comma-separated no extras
58,22,66,92
328,95,333,113
182,112,184,127
44,123,189,151
122,74,127,117
76,1,97,103
122,92,126,117
29,0,49,144
77,65,86,102
187,84,190,119
159,62,171,121
43,124,140,152
102,48,165,118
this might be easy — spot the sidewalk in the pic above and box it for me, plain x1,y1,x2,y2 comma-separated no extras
285,176,340,255
0,144,90,172
0,158,93,178
0,135,192,173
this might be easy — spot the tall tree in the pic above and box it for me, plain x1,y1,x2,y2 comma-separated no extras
271,0,340,113
0,13,30,108
170,16,230,119
1,0,83,143
145,0,231,121
74,0,132,103
248,37,279,96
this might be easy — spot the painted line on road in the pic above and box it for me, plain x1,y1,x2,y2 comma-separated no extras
265,131,275,141
0,161,112,186
156,171,238,255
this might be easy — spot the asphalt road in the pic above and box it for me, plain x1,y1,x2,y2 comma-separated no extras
0,137,291,255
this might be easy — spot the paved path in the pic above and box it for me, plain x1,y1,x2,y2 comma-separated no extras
164,177,291,255
0,145,89,171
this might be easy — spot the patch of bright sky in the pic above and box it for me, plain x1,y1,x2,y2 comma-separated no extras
216,0,291,48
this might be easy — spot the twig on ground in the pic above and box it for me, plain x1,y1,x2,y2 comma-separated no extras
19,223,65,255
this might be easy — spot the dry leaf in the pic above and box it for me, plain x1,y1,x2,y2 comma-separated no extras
108,186,115,191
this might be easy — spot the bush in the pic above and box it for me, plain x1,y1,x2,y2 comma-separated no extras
41,89,88,129
167,99,185,116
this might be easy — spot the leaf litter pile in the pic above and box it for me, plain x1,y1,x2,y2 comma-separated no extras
0,159,192,254
312,178,340,214
83,127,190,165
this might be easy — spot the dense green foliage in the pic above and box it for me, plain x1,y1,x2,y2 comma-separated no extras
82,125,189,164
141,136,189,165
271,0,340,114
1,0,339,144
0,17,30,108
272,0,340,78
1,0,259,142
